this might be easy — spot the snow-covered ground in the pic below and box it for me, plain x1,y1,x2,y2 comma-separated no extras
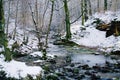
71,11,120,53
0,54,42,79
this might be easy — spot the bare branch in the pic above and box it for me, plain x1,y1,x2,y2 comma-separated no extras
70,11,85,24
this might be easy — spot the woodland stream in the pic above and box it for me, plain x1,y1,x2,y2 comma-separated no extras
14,40,120,80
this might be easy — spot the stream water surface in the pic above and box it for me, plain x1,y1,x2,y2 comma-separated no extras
14,41,120,80
46,42,120,80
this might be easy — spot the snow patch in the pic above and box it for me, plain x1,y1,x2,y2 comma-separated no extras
30,51,55,58
30,51,43,57
0,54,42,79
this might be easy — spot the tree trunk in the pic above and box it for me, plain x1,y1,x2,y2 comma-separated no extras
84,0,88,21
35,0,41,50
13,0,19,40
6,0,11,36
104,0,107,11
97,0,100,12
29,1,43,50
0,0,4,32
87,0,92,15
0,0,12,61
45,0,54,47
64,0,71,40
81,0,84,25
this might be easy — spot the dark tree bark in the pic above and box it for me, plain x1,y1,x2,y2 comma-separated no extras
81,0,84,25
104,0,107,11
0,0,4,32
64,0,71,40
84,0,88,21
0,0,12,61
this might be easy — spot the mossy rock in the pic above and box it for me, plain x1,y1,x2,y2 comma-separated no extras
46,74,58,80
53,39,78,46
111,50,120,55
42,65,50,72
12,51,27,58
73,68,79,74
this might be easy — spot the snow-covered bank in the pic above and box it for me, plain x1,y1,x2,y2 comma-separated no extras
71,11,120,53
0,54,42,79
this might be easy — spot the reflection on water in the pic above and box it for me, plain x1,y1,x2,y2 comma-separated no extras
71,54,114,67
48,43,114,67
47,43,120,79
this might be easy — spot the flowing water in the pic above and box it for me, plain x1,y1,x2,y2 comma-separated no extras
46,42,120,79
48,43,114,67
14,40,120,79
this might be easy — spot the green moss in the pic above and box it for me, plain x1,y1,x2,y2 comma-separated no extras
42,49,47,60
0,32,12,61
0,0,12,61
73,68,79,74
43,65,50,72
46,74,58,80
4,48,12,61
64,0,71,40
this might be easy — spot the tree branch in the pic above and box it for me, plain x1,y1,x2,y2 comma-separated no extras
70,11,85,24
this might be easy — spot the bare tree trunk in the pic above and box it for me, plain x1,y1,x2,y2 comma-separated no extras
6,0,11,36
29,1,43,50
21,0,28,44
97,0,100,12
35,0,41,48
81,0,84,25
40,0,49,36
13,0,19,40
84,0,88,21
87,0,92,15
45,0,54,47
104,0,107,11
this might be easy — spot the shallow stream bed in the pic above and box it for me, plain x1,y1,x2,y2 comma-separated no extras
14,42,120,80
43,43,120,80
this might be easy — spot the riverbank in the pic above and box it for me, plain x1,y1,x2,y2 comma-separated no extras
70,11,120,53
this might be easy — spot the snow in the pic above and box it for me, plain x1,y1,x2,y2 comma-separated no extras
34,60,43,63
71,11,120,53
8,39,15,49
0,54,42,79
112,41,120,51
30,51,43,57
30,51,55,58
93,11,117,23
